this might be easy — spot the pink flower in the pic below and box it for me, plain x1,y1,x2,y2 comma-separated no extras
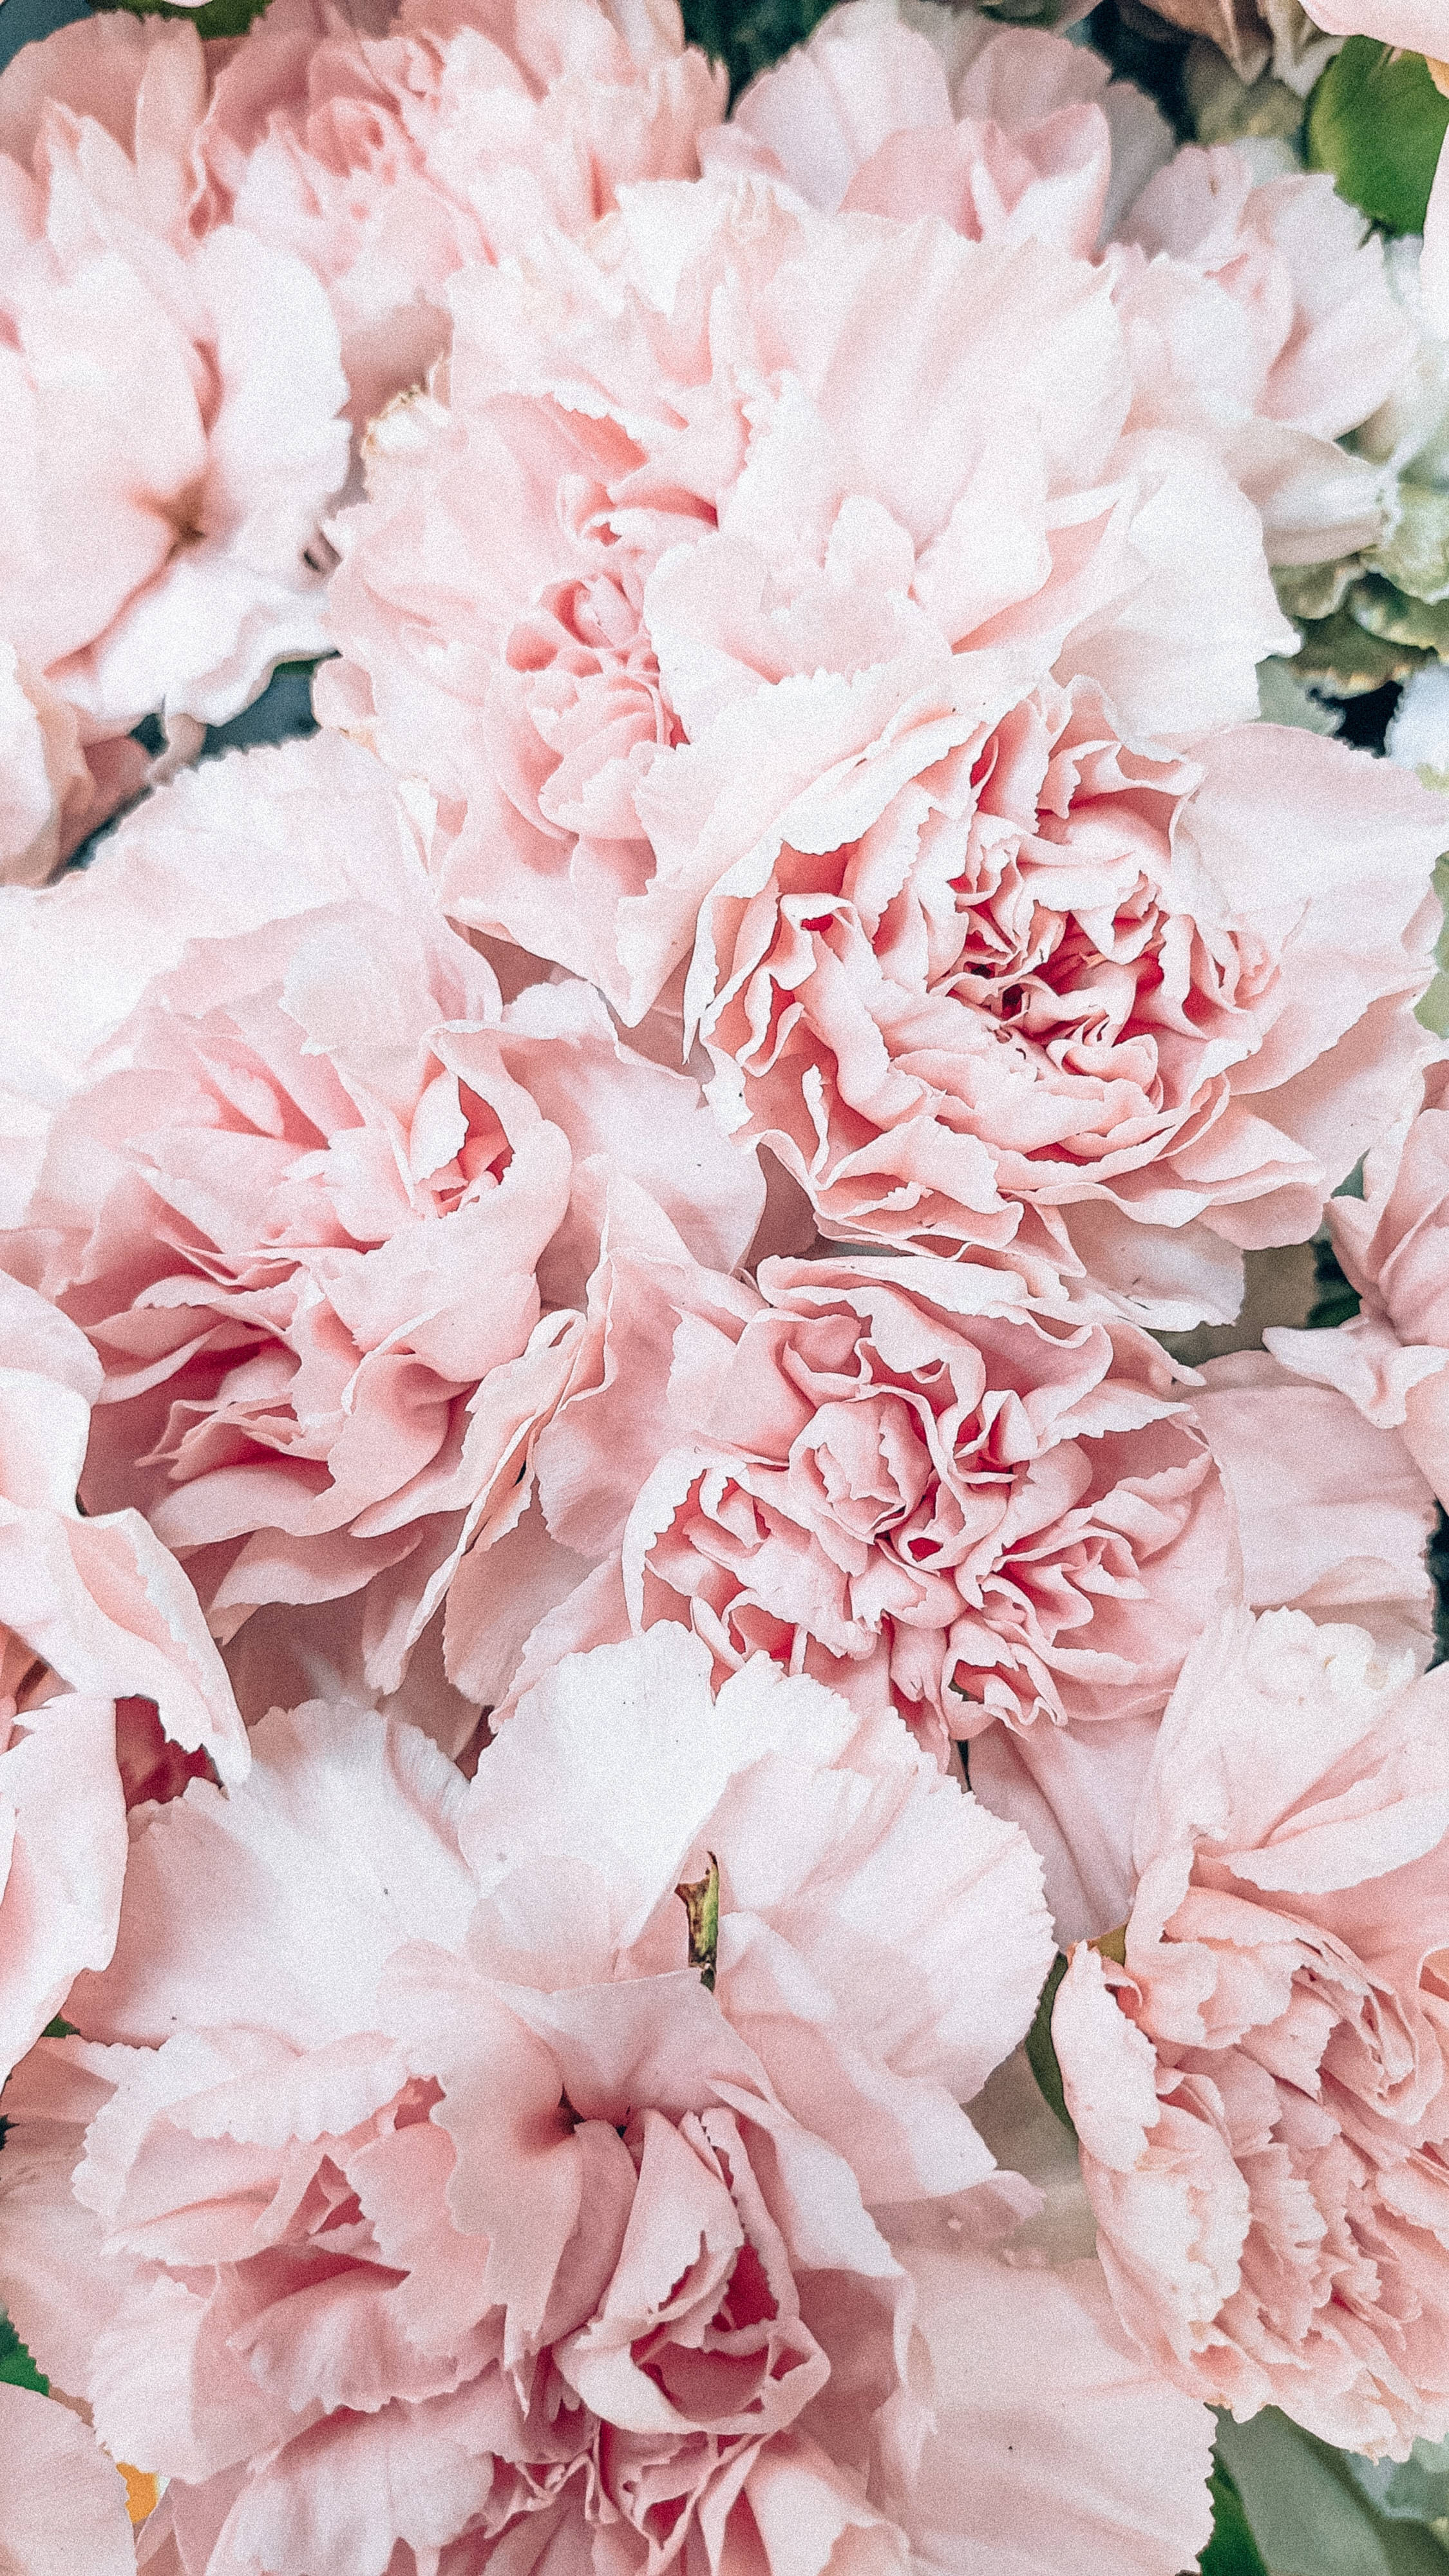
0,732,448,1228
458,1251,1434,1926
319,176,1443,1318
1113,144,1414,564
197,0,726,434
0,1629,1202,2576
712,3,1410,564
705,1,1173,254
0,2386,137,2576
1052,1602,1449,2455
10,842,762,1707
1269,1058,1449,1510
0,8,348,805
0,1271,245,2088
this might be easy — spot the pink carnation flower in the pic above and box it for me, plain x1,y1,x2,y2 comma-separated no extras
713,2,1410,564
0,9,349,839
1052,1602,1449,2454
11,826,762,1708
320,175,1443,1320
0,1271,245,2088
704,0,1174,254
197,0,726,433
453,1248,1434,1922
1269,1057,1449,1510
0,2386,137,2576
0,1629,1215,2575
0,731,450,1229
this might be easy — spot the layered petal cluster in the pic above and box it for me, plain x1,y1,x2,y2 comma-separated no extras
0,1633,1200,2576
0,1271,245,2089
1268,1057,1449,1510
1053,1603,1449,2454
198,0,727,432
0,9,350,838
479,1249,1434,1801
708,0,1412,564
703,0,1175,252
320,171,1445,1320
1113,144,1413,564
9,770,762,1718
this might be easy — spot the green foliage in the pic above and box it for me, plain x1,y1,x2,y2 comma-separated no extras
1307,37,1449,235
680,0,835,98
0,2313,48,2396
1215,2410,1449,2573
1200,2459,1271,2576
1304,1235,1360,1332
1023,1952,1073,2132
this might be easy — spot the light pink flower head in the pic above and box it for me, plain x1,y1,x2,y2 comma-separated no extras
1113,143,1414,564
0,1629,1115,2575
0,731,448,1229
196,0,726,434
507,1251,1240,1752
462,1246,1435,1936
0,1269,245,2088
319,176,1443,1320
1052,1602,1449,2455
710,3,1409,565
10,824,762,1706
705,0,1173,254
0,6,348,797
0,2385,137,2576
1267,1058,1449,1511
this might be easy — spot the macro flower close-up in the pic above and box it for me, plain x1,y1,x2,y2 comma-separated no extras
3,0,1449,2562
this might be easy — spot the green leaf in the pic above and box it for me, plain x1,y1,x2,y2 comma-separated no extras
0,2313,48,2396
1370,487,1449,605
1347,2435,1449,2529
1305,1234,1361,1331
1289,603,1432,695
680,0,835,97
1273,560,1363,625
1023,1952,1074,2132
1215,2409,1449,2574
1201,2458,1271,2576
1306,37,1449,236
1352,574,1449,653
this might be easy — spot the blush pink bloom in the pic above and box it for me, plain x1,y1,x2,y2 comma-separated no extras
9,848,762,1711
1113,144,1414,564
197,0,726,433
0,2385,137,2576
0,731,450,1229
0,1633,1213,2576
705,0,1174,254
1052,1602,1449,2455
319,176,1443,1320
1269,1057,1449,1512
0,8,348,815
712,3,1410,564
456,1249,1434,1913
0,1270,245,2088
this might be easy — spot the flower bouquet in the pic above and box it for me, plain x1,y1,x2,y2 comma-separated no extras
3,0,1449,2563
